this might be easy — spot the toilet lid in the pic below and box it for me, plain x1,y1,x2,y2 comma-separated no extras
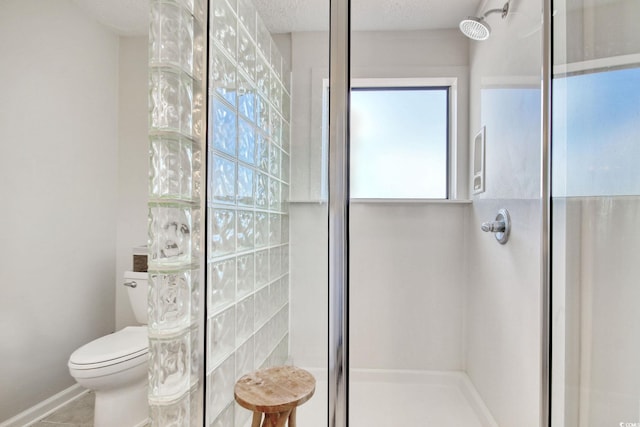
69,326,148,368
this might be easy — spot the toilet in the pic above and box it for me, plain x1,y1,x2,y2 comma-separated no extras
68,271,149,427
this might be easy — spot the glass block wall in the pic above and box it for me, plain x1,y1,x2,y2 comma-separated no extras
207,0,291,425
148,0,207,424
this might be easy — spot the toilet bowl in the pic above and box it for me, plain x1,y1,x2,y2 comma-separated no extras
68,272,149,427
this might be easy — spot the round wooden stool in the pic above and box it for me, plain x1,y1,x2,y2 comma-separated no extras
234,366,316,427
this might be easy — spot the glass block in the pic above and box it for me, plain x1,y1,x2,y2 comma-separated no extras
282,184,289,209
209,306,236,366
237,72,255,122
210,402,234,427
192,145,202,200
192,82,205,141
193,19,205,78
235,403,251,427
238,119,255,164
283,70,291,95
282,88,291,119
208,208,235,257
150,394,189,427
256,132,269,172
190,326,200,387
236,296,254,344
256,95,270,134
208,258,236,313
255,249,269,287
237,210,254,250
268,177,280,211
235,339,254,384
255,172,268,208
270,111,283,147
194,0,206,23
269,213,281,246
282,244,289,273
270,41,283,81
237,165,254,206
149,331,191,401
149,3,181,69
282,216,289,244
269,70,282,112
150,68,180,133
149,270,192,333
254,212,268,248
269,246,281,280
282,153,290,184
179,75,195,137
212,0,237,59
210,155,236,204
256,55,270,96
210,46,236,106
237,0,256,41
237,253,255,297
208,354,235,421
282,122,290,153
178,0,194,14
211,98,236,156
254,324,270,367
255,16,270,59
150,135,180,199
254,286,270,327
190,207,202,262
237,28,256,80
269,143,281,178
275,277,288,309
179,9,195,75
149,203,193,267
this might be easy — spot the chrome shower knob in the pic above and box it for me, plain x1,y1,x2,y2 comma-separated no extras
481,208,511,244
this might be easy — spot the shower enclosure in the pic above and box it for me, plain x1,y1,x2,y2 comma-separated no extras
145,0,640,425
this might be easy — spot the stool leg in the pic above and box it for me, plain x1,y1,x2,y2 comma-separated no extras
261,410,292,427
251,411,263,427
288,407,297,427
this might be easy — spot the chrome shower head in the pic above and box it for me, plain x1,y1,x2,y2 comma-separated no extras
459,17,491,41
460,2,509,41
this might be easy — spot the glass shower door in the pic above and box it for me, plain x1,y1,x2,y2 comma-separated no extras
551,0,640,425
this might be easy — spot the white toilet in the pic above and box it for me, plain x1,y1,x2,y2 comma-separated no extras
68,271,149,427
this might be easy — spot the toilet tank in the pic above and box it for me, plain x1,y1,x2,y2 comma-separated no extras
124,271,148,324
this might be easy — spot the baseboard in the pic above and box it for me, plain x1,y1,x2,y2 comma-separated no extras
0,384,88,427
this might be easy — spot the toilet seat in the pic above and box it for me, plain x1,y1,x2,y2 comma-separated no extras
69,326,148,378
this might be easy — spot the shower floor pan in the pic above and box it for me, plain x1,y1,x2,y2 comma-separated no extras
293,369,498,427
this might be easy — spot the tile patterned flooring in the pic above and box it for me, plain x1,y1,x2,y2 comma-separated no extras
31,391,94,426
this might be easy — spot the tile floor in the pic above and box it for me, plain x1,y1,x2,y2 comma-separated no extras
31,391,94,426
34,372,491,427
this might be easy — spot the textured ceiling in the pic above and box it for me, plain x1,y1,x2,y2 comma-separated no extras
73,0,485,35
253,0,483,32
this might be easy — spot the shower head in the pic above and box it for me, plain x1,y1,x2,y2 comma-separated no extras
459,17,491,41
460,1,509,41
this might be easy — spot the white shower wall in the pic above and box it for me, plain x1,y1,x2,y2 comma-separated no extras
289,29,471,371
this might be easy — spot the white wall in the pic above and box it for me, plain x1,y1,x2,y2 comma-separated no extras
115,36,150,329
465,0,543,425
289,29,472,371
0,0,119,421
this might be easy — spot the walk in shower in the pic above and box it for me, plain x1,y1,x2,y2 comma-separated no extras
145,0,640,426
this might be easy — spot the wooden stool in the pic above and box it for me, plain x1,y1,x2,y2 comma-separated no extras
234,366,316,427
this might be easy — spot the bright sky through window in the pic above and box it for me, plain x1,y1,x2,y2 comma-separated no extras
350,88,448,199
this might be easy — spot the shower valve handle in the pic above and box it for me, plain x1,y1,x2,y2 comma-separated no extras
481,209,511,244
481,221,506,233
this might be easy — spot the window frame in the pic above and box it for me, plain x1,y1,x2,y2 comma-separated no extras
350,77,458,201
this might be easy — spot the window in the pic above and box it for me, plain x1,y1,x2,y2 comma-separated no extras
350,85,450,199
